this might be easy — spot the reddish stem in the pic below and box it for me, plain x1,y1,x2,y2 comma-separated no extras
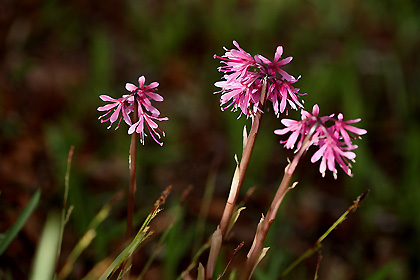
122,97,139,279
241,131,315,280
205,78,268,279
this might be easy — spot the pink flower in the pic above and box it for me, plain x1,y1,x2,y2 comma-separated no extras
215,72,261,117
258,45,293,80
310,132,358,178
275,104,366,177
126,76,163,116
332,113,367,147
274,105,323,150
268,76,305,116
125,76,163,102
97,95,133,129
214,41,301,118
98,75,168,145
214,41,257,79
128,105,168,146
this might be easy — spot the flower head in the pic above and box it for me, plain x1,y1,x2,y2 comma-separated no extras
214,41,304,118
97,95,133,130
98,76,168,145
275,104,366,178
128,105,168,146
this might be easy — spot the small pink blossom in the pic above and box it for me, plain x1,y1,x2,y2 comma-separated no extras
332,113,367,147
125,75,163,102
98,75,168,145
268,76,305,116
214,41,301,118
97,95,133,129
128,105,168,146
275,104,366,177
310,132,358,178
258,46,293,80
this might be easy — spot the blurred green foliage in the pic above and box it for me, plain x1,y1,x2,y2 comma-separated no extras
1,0,419,279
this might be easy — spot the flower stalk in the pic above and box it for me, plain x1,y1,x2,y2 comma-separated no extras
97,76,168,280
205,78,268,279
127,99,139,239
220,77,268,237
241,129,315,280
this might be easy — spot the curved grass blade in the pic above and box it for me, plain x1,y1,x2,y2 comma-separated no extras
30,212,61,280
0,189,41,256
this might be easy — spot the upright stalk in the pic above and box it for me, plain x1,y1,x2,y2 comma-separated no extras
206,78,268,279
123,98,139,278
240,130,315,280
127,99,139,239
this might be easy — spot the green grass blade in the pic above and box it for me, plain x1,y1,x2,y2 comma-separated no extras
0,189,41,256
95,210,158,280
30,212,61,280
280,190,369,278
57,146,75,264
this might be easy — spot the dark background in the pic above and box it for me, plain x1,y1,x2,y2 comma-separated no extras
1,0,419,279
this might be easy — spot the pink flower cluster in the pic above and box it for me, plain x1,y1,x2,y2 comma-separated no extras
214,41,305,118
275,105,367,178
97,76,168,146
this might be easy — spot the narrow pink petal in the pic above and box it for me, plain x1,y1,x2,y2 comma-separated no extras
125,83,137,92
128,122,138,134
232,40,241,50
146,92,164,102
274,46,283,62
312,104,320,116
97,103,118,111
278,56,293,66
286,131,299,149
281,119,298,126
257,54,271,64
342,151,356,160
136,117,145,134
344,118,362,124
145,117,159,129
110,106,121,123
327,151,336,172
280,95,287,113
319,157,327,174
214,81,227,88
311,145,326,163
122,108,132,126
149,81,159,88
138,76,145,87
276,69,293,81
345,126,367,135
100,95,117,101
274,128,291,135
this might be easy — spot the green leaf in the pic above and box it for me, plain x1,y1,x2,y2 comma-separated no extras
30,212,61,280
0,189,41,256
365,261,395,280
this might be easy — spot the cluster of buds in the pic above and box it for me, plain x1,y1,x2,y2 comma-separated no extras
97,76,168,146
